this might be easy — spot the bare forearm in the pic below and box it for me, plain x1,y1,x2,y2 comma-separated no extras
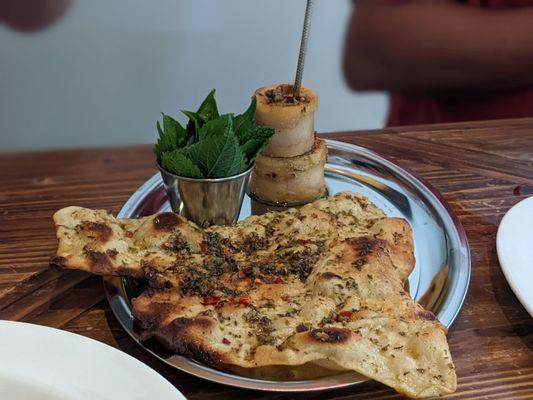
344,1,533,95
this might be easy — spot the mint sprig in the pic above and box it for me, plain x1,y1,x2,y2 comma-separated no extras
161,150,203,179
155,90,274,179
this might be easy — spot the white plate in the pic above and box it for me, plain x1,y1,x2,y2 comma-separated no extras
497,196,533,317
0,320,186,400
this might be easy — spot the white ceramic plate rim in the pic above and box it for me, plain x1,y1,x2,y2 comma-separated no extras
496,196,533,317
0,320,186,400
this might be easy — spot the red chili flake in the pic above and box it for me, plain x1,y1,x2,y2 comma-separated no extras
202,295,221,306
237,271,247,279
125,231,134,238
337,310,353,322
274,276,284,284
298,239,312,245
222,338,231,345
200,242,208,253
281,294,290,302
329,242,336,248
238,295,251,305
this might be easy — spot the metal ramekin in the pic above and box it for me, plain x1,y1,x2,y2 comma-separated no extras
157,162,252,227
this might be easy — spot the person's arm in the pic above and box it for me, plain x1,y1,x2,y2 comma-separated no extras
343,0,533,96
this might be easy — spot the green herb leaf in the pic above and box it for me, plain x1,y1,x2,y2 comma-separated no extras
161,150,203,178
181,110,205,142
164,113,188,145
185,134,246,178
196,89,220,122
157,120,164,136
198,114,234,140
186,134,196,147
154,114,188,159
239,126,274,165
252,125,275,140
154,114,186,159
154,121,170,159
163,113,185,137
240,138,268,163
233,99,274,160
234,98,256,144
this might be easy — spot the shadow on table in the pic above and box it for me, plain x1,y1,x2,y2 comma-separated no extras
489,245,533,352
458,206,533,353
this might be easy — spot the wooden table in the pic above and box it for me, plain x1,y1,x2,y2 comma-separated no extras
1,118,532,399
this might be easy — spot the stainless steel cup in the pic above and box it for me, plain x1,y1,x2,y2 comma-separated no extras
157,163,251,227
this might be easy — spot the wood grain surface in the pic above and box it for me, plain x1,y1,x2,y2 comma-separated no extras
1,118,532,399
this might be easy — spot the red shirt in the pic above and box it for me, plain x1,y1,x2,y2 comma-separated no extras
387,0,533,126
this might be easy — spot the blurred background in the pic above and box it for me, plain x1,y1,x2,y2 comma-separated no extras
0,0,386,152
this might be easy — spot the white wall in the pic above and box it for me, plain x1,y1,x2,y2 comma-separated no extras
0,0,386,151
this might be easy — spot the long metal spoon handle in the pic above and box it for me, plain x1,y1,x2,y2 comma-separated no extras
293,0,314,98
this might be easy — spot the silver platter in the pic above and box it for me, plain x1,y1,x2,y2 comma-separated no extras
104,139,471,392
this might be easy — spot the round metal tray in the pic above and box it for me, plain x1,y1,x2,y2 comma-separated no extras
104,139,471,392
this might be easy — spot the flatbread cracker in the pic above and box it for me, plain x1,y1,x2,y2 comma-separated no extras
52,192,456,398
